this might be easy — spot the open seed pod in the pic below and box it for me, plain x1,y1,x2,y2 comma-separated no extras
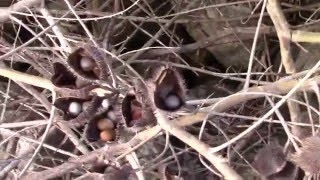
84,106,119,143
54,97,90,120
51,62,78,89
78,95,119,127
291,136,320,176
149,66,186,112
121,91,151,131
52,62,101,99
67,45,110,81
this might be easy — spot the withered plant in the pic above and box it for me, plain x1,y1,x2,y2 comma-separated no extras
1,0,320,180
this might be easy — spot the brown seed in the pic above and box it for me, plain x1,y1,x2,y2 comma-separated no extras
100,129,116,141
97,118,114,130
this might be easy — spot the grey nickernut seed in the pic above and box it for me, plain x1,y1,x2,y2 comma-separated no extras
68,101,82,116
107,111,117,121
101,99,110,109
80,56,94,71
165,94,180,109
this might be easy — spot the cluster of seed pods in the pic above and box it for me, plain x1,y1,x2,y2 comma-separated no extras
51,44,186,144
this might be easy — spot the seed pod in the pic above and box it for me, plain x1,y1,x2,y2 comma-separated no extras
120,91,152,132
51,62,98,100
84,106,119,142
122,93,137,127
84,120,118,142
51,62,77,88
121,94,144,128
67,45,110,81
54,97,87,119
151,67,186,112
54,96,101,127
84,118,101,142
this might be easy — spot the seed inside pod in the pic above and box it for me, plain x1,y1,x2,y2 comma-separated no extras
68,101,82,116
165,94,180,109
107,110,116,121
80,56,94,71
100,129,116,141
131,106,142,121
97,118,115,130
101,99,110,109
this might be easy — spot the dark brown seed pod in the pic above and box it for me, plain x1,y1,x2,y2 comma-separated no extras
67,45,110,81
121,93,142,127
51,62,99,100
119,89,155,132
61,95,118,128
151,67,186,112
51,62,77,88
84,106,119,142
122,93,135,123
84,120,118,143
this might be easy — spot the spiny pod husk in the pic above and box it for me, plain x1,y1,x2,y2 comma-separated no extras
148,66,186,112
291,136,320,176
54,95,117,127
67,44,111,81
52,62,99,100
51,62,78,89
120,91,149,132
118,81,157,132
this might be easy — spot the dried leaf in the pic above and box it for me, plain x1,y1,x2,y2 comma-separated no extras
121,92,144,128
120,86,156,132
